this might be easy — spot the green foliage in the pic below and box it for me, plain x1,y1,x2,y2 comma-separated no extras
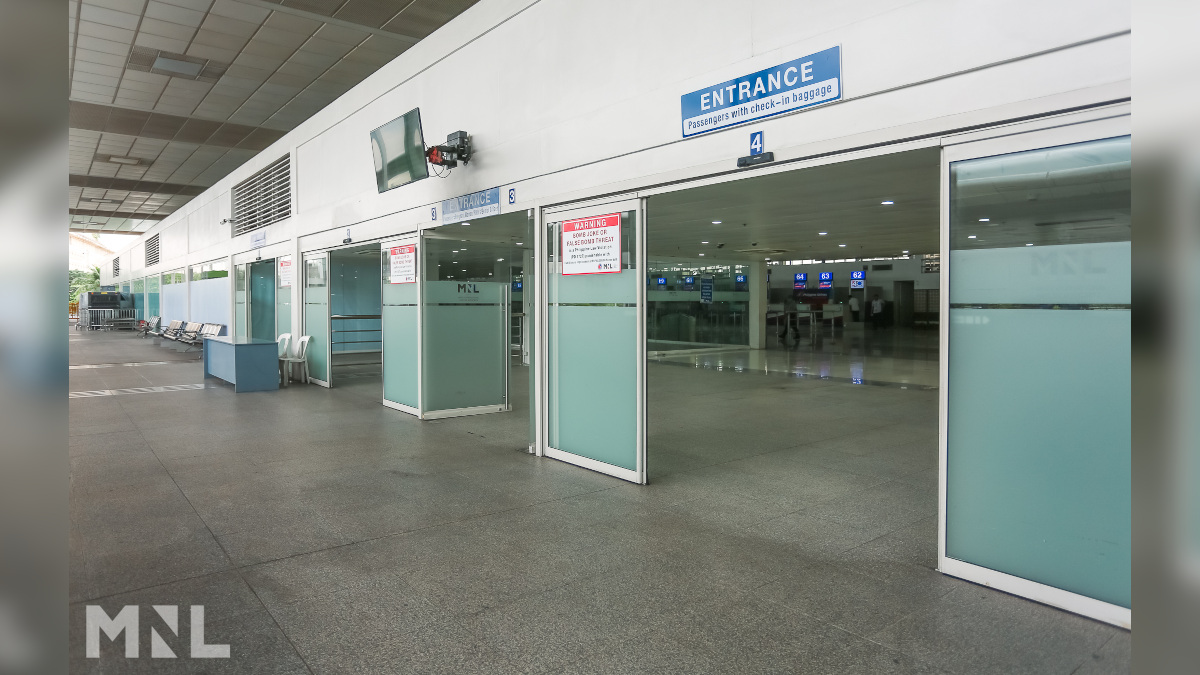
69,265,100,302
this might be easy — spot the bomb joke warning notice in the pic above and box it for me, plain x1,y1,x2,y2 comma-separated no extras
561,213,621,276
389,244,416,284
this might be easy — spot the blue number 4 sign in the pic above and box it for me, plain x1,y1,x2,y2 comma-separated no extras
750,131,764,156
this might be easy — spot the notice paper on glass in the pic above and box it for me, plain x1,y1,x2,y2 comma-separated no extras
561,213,621,275
277,256,293,287
389,244,416,284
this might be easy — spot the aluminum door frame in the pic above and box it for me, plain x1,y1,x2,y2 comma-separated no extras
538,195,647,484
303,250,332,388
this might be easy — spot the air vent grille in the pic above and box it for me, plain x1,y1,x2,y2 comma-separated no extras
145,234,160,267
112,257,120,277
232,156,291,237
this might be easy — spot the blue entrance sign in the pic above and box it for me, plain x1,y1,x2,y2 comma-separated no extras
700,277,714,304
441,187,500,224
680,46,841,138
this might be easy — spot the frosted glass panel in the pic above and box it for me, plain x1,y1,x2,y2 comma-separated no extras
548,210,639,472
276,261,291,338
421,281,507,412
234,264,248,339
304,255,329,382
189,277,231,328
947,136,1130,608
383,246,419,409
146,276,160,318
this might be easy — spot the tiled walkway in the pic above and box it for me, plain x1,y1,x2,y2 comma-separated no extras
69,328,1129,673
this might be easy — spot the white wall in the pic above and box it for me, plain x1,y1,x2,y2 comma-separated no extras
102,0,1130,293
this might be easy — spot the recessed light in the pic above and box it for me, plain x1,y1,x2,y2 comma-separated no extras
452,250,459,253
701,241,709,244
461,222,470,226
979,218,989,222
818,232,828,236
106,156,141,165
497,258,504,262
764,257,771,261
968,235,977,239
881,200,894,205
838,244,847,247
699,253,705,256
1026,243,1034,246
515,242,523,245
902,250,909,254
712,220,722,224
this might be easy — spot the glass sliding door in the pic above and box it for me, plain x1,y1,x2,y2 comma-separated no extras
544,198,645,483
381,236,420,414
940,121,1131,628
249,260,276,341
303,252,331,386
233,263,248,339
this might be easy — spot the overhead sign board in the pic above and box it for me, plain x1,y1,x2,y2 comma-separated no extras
441,187,500,225
700,277,714,304
680,46,841,138
561,213,621,275
388,244,416,284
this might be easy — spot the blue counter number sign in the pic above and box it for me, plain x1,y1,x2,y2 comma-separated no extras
819,272,833,281
851,270,866,280
750,131,764,156
794,273,807,283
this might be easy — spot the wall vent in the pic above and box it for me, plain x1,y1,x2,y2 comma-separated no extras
145,234,160,267
231,155,291,237
871,263,893,271
126,46,227,83
112,257,120,277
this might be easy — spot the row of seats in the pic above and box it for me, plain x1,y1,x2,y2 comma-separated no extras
140,317,224,351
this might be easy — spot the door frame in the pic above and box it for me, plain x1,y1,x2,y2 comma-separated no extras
937,111,1132,629
302,250,332,388
537,195,647,484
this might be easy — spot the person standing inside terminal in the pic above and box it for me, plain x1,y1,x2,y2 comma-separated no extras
870,294,884,329
848,293,861,322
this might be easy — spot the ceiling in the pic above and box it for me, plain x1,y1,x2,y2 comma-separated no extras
69,0,480,235
646,147,942,263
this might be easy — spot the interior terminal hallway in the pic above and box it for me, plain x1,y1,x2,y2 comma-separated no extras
69,328,1129,674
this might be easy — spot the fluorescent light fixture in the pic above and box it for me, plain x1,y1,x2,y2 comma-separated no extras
818,232,827,236
979,218,990,222
107,156,141,165
902,250,909,254
968,235,977,239
701,241,709,244
838,244,847,247
497,258,504,262
711,220,722,224
152,55,204,78
461,222,470,226
515,242,523,245
699,253,705,256
1026,243,1034,246
880,200,894,205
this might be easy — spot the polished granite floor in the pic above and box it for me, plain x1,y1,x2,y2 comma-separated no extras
69,328,1128,673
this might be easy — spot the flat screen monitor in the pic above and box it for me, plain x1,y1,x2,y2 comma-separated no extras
370,108,429,193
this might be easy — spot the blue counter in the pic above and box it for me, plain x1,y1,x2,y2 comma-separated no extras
203,336,279,393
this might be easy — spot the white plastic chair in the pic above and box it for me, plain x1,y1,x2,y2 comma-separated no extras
280,335,311,385
276,333,291,385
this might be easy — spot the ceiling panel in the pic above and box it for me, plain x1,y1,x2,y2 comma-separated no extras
69,0,481,237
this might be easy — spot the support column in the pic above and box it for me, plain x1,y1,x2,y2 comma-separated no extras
748,261,768,349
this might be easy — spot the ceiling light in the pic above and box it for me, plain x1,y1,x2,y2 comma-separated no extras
902,250,909,254
838,244,847,247
461,222,470,226
881,200,894,205
818,232,827,236
515,242,523,245
764,257,771,261
1026,243,1034,246
979,218,989,222
699,253,705,257
106,156,141,165
452,250,459,253
701,241,709,244
497,258,504,262
968,235,977,239
712,220,722,224
152,55,204,78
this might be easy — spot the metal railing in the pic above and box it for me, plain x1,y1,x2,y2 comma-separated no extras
77,308,138,330
330,314,382,349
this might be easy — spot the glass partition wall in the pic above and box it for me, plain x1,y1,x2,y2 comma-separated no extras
646,260,751,349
